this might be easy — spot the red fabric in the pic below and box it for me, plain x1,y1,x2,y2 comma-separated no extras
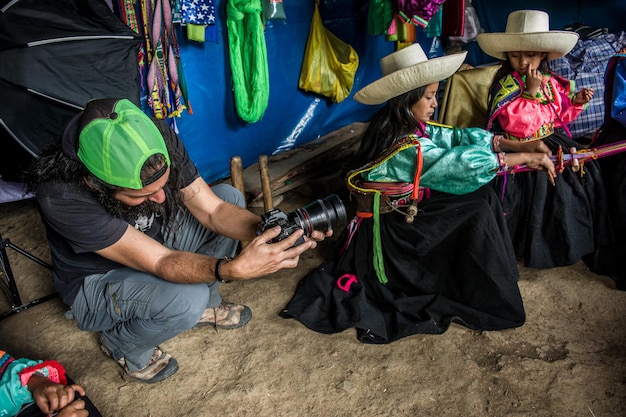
441,0,465,37
19,360,67,387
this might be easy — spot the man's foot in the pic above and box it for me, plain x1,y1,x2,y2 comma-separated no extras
101,343,178,383
195,302,252,330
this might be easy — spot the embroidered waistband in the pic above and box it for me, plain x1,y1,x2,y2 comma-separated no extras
504,121,555,141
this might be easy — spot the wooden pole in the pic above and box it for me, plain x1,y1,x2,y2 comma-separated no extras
230,156,245,206
258,155,273,212
230,155,250,249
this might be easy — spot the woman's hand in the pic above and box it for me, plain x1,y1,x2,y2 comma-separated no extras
505,152,557,185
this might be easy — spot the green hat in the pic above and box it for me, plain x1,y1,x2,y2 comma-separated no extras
62,98,170,189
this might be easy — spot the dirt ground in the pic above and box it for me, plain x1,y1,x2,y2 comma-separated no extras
1,187,625,417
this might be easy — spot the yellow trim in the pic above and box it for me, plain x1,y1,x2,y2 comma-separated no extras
347,137,420,194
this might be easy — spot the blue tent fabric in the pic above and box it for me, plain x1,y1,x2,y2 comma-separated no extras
174,1,394,183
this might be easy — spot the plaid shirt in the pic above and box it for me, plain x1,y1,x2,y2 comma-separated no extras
551,31,626,139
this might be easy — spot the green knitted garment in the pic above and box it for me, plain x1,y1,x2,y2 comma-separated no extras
226,0,269,123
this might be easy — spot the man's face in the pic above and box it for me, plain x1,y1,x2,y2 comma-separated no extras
110,167,170,218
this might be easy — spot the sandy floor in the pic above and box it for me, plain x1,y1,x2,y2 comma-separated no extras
1,191,625,417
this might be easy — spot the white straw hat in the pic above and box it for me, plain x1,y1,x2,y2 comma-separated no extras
353,43,467,105
476,10,579,61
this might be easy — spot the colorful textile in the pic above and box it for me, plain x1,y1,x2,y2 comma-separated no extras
487,71,584,140
117,0,192,123
0,350,66,417
397,0,446,28
363,122,498,195
180,0,216,25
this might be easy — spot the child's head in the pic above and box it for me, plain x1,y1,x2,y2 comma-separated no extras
477,10,578,62
505,51,549,76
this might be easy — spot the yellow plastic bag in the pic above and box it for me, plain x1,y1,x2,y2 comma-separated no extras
298,4,359,103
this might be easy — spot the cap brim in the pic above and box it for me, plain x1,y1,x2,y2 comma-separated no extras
476,31,579,61
354,52,468,105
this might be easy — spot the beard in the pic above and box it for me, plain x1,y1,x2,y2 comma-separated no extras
99,193,166,222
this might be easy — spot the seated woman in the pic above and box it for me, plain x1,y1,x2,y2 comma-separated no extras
477,9,609,269
280,43,556,344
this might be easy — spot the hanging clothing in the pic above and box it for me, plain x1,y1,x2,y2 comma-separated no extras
117,0,191,122
226,0,269,123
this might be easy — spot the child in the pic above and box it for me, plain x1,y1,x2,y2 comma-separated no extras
0,350,88,417
280,43,555,344
477,9,609,269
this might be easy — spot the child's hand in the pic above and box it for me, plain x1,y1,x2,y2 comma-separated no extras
519,139,551,155
524,67,543,95
573,87,594,104
57,399,89,417
573,88,594,105
29,374,86,415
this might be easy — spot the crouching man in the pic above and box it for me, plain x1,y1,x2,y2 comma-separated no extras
29,98,330,383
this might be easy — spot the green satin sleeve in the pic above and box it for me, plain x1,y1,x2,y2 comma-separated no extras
364,123,499,195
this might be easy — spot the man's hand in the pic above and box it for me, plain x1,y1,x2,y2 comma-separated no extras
218,225,331,282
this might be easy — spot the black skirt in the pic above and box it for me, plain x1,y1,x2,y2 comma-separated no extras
491,132,610,269
281,185,525,344
582,119,626,286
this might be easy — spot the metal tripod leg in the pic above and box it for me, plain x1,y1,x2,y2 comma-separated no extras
0,232,58,320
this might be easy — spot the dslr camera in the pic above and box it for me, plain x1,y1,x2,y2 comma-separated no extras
258,194,347,246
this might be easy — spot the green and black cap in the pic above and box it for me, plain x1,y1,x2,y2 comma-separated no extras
62,98,170,189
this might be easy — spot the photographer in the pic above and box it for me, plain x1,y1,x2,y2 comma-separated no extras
28,98,331,384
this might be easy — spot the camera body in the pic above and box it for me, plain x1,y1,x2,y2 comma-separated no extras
259,208,307,246
257,194,347,247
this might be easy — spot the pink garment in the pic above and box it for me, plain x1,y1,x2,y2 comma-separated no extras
496,76,585,139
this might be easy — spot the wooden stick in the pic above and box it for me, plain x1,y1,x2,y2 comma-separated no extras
230,156,245,206
259,155,273,212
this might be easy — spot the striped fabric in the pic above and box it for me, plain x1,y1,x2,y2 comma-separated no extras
551,31,626,139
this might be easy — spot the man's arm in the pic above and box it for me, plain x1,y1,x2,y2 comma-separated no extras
180,176,260,242
95,221,313,284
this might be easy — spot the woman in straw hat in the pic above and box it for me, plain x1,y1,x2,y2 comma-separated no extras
477,9,609,270
281,43,555,343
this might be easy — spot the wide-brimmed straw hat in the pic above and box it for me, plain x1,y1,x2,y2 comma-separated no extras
476,10,579,61
353,43,467,105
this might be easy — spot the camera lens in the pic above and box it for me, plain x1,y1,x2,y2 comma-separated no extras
289,194,347,236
